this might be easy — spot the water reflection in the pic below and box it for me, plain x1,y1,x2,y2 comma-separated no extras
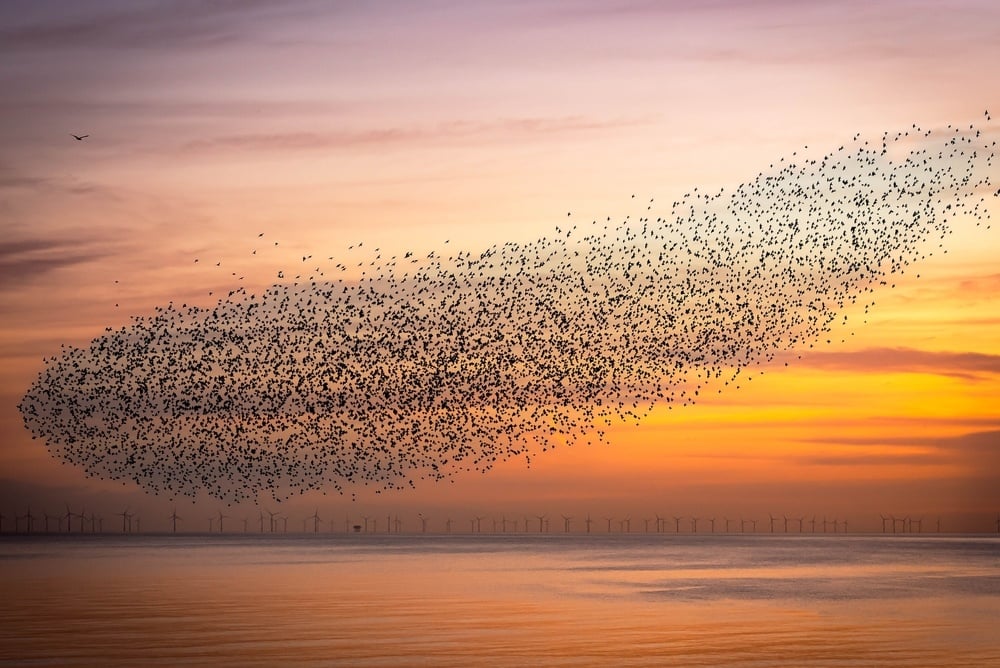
1,535,997,666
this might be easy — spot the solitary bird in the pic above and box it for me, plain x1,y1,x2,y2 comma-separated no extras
70,134,89,141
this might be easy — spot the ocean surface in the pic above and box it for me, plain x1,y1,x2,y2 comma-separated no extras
1,533,998,667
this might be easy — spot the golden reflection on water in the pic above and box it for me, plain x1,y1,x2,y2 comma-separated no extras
1,535,998,667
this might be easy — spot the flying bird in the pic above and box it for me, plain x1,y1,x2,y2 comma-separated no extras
70,134,89,141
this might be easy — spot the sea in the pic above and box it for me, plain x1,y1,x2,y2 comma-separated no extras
1,533,998,667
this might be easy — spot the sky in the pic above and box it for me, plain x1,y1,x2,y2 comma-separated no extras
1,0,999,534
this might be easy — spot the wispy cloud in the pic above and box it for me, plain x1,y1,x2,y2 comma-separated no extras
0,0,304,51
799,430,1000,471
180,115,649,154
0,237,112,286
783,347,1000,380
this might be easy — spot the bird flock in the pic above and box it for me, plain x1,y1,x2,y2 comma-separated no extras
19,116,997,503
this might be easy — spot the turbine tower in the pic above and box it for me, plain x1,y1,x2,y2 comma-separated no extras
118,508,130,534
64,503,75,534
169,509,181,533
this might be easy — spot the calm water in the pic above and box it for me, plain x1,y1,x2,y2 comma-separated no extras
1,534,998,667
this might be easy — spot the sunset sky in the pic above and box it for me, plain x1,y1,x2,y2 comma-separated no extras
1,0,998,533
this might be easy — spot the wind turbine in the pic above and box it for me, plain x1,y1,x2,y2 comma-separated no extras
673,516,682,533
655,514,664,533
708,517,716,533
394,516,403,533
690,517,699,533
643,518,652,533
169,509,181,533
64,503,75,534
809,516,817,533
207,516,215,533
536,515,546,533
217,510,229,533
309,509,322,533
118,508,131,534
585,515,593,533
418,513,429,533
783,515,790,533
20,507,35,534
604,516,613,533
880,514,890,533
445,518,452,533
265,508,278,533
768,514,777,533
562,515,572,533
750,518,759,533
724,517,734,533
